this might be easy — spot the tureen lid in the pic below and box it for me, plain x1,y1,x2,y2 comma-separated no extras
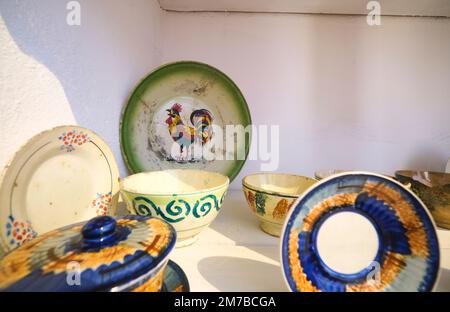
0,215,176,291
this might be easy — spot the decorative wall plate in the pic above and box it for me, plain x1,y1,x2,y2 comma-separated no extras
281,172,440,292
0,126,120,252
162,260,190,292
120,61,252,182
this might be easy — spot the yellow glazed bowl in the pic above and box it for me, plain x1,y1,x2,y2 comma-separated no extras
242,173,317,236
121,169,229,247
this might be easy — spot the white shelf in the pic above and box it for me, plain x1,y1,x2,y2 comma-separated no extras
169,190,450,292
1,190,448,291
158,0,450,17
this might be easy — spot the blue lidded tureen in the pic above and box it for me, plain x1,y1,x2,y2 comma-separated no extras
0,215,180,292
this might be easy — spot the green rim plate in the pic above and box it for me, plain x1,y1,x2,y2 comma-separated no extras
120,61,252,182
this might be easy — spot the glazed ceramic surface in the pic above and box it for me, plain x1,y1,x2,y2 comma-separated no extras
0,215,176,292
121,169,229,247
395,170,450,229
281,172,440,292
162,260,190,292
0,126,120,252
242,173,317,237
120,61,252,183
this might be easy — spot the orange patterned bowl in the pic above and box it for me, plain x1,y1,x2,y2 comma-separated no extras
242,173,317,236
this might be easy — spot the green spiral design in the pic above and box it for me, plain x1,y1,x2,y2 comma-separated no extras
134,197,188,223
193,194,219,218
133,193,224,223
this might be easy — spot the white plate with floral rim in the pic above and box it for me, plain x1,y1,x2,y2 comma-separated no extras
0,126,120,252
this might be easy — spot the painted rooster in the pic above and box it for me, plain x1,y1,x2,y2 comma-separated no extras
165,103,213,159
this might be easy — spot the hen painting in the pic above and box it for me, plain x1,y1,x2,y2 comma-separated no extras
165,103,213,161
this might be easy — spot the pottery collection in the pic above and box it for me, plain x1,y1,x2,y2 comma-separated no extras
0,61,447,292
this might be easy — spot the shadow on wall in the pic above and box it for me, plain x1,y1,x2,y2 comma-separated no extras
290,15,450,175
305,15,363,172
405,145,449,172
198,256,286,292
0,0,163,176
2,3,449,179
0,14,76,168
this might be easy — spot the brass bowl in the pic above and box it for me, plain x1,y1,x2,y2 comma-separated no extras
395,170,450,229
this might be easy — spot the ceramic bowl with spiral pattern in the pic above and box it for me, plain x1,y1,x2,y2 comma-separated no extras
281,172,440,292
121,169,229,247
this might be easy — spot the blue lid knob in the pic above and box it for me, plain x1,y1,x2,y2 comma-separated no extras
82,216,117,248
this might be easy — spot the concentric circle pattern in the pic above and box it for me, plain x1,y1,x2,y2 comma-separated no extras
281,173,440,292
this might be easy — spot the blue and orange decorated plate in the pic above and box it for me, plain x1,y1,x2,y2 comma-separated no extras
281,172,440,292
0,215,177,292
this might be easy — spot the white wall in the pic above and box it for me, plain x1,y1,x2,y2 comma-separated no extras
0,0,163,176
160,12,450,187
0,11,77,169
1,2,449,190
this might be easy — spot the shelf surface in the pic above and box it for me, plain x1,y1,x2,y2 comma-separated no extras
1,190,448,291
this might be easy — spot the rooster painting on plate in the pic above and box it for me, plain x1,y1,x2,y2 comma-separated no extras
165,103,214,162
